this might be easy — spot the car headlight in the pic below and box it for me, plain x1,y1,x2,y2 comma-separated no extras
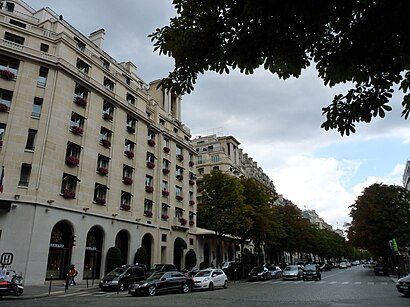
110,280,118,285
203,278,209,282
140,282,148,288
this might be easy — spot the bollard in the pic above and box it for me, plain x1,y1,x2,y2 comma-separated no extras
48,275,53,295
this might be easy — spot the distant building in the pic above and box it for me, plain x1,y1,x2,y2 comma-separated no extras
0,0,197,285
403,160,410,189
302,209,333,231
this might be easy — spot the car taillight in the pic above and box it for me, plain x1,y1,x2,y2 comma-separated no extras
0,281,10,286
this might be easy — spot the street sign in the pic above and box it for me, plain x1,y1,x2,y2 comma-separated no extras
0,252,13,265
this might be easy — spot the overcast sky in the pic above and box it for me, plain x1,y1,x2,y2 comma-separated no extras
25,0,410,230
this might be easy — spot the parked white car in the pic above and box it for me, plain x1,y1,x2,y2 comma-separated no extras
193,269,228,290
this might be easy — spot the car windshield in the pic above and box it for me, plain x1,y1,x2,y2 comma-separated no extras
251,267,264,273
195,270,212,277
152,264,164,270
147,272,164,280
304,265,316,270
106,267,125,277
284,266,298,271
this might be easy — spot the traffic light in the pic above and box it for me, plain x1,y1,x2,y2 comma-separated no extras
71,235,77,247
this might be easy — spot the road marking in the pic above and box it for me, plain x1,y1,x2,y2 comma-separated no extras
329,281,338,284
354,281,361,285
341,281,350,284
367,282,374,285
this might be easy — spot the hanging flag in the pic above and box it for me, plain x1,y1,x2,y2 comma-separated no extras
0,166,4,193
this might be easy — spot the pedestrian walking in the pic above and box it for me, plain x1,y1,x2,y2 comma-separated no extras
65,264,78,291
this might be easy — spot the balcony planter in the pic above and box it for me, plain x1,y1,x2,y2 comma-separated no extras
94,197,106,205
177,154,184,161
162,168,170,174
70,125,84,135
0,103,9,112
144,210,153,218
162,190,169,197
146,161,155,169
175,195,183,202
176,175,183,181
0,69,15,80
197,187,204,193
100,139,111,148
97,167,109,175
189,161,195,167
62,189,76,199
73,96,87,108
126,126,135,133
122,177,133,185
189,200,195,205
189,221,195,226
102,113,113,121
124,150,134,159
180,218,187,226
189,180,195,186
65,156,79,167
145,185,154,193
120,203,130,211
163,146,170,153
161,214,169,220
147,139,155,147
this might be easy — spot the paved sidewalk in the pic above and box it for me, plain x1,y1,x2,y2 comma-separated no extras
6,281,99,300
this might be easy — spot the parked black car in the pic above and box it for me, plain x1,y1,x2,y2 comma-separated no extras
374,263,389,276
99,265,147,291
303,264,322,281
319,263,332,271
396,274,410,297
128,271,194,296
247,266,271,281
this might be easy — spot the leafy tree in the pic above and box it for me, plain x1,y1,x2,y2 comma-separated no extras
150,1,410,135
347,183,410,260
106,246,122,274
134,247,148,266
197,170,246,266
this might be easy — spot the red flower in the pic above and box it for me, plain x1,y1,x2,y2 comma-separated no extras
180,218,187,226
70,126,84,135
189,180,195,186
97,167,109,175
146,161,155,169
189,200,195,205
162,190,170,196
120,204,131,211
101,139,111,148
124,150,134,158
145,185,154,193
0,69,15,80
94,197,106,205
176,195,183,201
147,139,155,147
161,214,169,220
65,156,79,167
62,189,76,199
176,175,183,181
103,113,113,120
73,96,87,108
122,177,133,185
162,168,170,174
177,154,184,161
0,103,9,112
163,147,170,153
189,161,194,167
144,210,153,217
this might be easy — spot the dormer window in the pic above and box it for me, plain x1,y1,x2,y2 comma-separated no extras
104,77,114,91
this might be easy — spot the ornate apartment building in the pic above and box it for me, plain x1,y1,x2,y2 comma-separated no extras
0,0,197,285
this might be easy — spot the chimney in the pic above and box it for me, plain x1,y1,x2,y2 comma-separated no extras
89,28,105,49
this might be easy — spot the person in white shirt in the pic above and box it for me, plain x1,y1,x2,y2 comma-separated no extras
0,265,7,280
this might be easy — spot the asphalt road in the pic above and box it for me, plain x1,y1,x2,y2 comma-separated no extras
2,266,409,306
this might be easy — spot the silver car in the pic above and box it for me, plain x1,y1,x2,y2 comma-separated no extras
282,265,303,280
266,265,282,279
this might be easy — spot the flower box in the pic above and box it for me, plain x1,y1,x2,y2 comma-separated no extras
73,96,87,108
146,161,155,169
189,161,195,167
163,146,170,153
0,69,15,80
145,185,154,193
102,113,113,121
197,187,204,193
189,180,195,186
62,189,75,199
122,177,133,185
161,214,169,220
120,203,131,211
175,195,183,202
177,154,184,161
180,218,187,226
0,103,9,112
162,168,170,174
176,175,183,181
144,210,153,218
124,150,134,159
65,156,79,167
100,139,111,148
147,139,155,147
94,197,106,205
189,200,195,205
70,125,84,135
97,167,109,175
126,126,135,133
189,221,195,226
162,190,169,197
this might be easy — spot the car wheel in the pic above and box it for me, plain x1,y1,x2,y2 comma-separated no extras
223,280,228,288
208,282,214,290
147,285,157,296
181,283,190,294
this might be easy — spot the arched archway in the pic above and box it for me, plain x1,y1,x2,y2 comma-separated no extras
203,243,210,266
115,230,129,265
141,234,153,269
173,237,187,270
83,226,103,279
46,221,73,280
